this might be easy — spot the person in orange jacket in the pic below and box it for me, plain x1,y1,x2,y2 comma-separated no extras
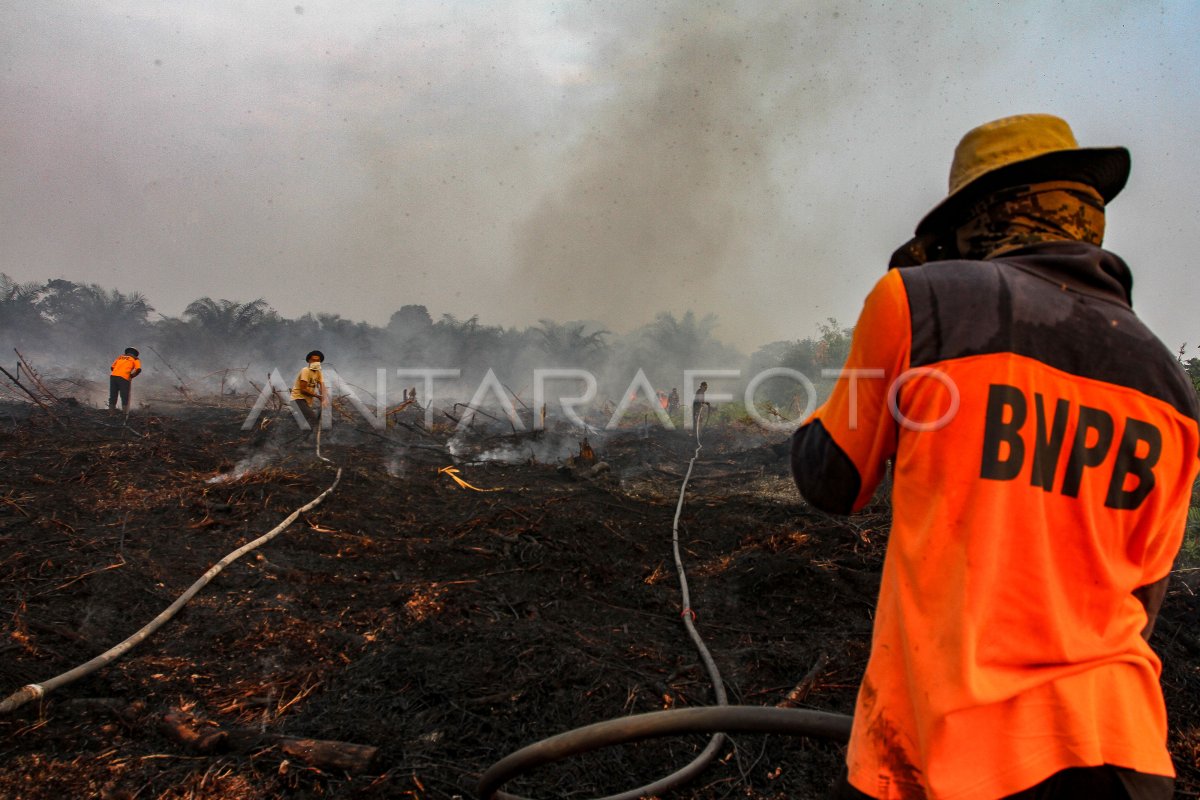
792,115,1200,800
109,347,141,411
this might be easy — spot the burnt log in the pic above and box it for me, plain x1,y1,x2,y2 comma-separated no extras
277,736,379,772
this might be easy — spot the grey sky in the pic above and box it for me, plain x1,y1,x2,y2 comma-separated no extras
3,1,1198,354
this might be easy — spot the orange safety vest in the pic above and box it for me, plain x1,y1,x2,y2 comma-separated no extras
110,355,141,380
792,242,1199,799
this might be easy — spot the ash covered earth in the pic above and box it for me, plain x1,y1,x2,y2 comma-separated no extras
0,391,1197,799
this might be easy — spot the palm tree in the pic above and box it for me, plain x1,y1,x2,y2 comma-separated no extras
431,314,506,379
629,311,730,372
532,319,610,366
175,297,278,367
39,279,154,357
0,274,47,348
183,298,274,338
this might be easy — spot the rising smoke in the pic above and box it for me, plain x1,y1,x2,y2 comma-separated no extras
511,2,859,346
0,1,1157,360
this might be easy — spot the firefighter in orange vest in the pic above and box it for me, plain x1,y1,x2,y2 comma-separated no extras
109,347,141,411
793,115,1199,799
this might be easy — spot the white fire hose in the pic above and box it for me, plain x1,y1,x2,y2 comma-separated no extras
478,407,852,799
0,468,343,714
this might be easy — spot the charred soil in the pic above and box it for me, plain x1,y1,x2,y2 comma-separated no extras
0,401,1196,799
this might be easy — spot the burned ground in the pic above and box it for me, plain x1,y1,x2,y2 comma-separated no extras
0,399,1197,799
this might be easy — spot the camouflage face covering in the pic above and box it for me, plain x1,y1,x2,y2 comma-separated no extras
955,180,1106,260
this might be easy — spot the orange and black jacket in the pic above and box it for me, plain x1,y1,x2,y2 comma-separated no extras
110,354,141,381
791,241,1200,800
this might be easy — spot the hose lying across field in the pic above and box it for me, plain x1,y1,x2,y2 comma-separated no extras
0,467,343,715
477,411,853,800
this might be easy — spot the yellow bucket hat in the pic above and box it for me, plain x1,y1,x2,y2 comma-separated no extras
915,114,1130,235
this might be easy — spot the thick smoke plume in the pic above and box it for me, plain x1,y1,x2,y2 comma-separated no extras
512,3,852,344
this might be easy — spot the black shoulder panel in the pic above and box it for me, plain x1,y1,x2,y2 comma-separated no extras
791,419,862,515
898,249,1199,420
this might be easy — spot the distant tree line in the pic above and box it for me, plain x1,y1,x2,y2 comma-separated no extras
0,273,852,405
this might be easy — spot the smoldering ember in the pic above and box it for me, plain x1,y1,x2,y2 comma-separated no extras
0,335,1198,798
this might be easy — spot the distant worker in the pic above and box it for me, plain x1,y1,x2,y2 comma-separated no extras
291,350,324,430
657,390,669,411
668,387,680,416
108,347,141,412
792,114,1199,799
691,381,710,429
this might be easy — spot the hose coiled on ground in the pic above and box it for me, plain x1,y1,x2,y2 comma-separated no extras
477,411,852,799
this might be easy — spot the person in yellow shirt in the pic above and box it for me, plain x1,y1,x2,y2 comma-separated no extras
793,115,1199,799
108,347,141,411
290,350,324,430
